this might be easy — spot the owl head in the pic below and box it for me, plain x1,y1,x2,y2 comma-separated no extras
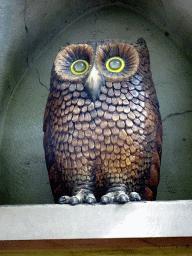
51,38,148,102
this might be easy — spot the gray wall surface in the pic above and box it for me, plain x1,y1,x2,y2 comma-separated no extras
0,0,192,204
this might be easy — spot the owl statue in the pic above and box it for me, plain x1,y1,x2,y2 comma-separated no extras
43,38,162,205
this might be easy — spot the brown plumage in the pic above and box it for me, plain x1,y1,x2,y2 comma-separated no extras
43,38,162,204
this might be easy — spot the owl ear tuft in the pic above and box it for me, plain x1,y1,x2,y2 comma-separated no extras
136,37,147,47
136,37,150,59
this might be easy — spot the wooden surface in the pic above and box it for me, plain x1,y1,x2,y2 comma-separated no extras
0,237,192,250
0,238,192,255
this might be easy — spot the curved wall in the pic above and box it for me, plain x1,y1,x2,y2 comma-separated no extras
0,0,192,204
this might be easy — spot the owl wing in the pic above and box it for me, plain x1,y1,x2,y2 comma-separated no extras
135,38,162,200
145,84,162,200
43,91,65,202
43,93,54,170
144,113,162,200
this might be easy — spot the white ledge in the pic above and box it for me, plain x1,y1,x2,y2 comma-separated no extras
0,200,192,241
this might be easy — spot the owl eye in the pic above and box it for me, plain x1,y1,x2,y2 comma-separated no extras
71,60,89,75
106,57,125,73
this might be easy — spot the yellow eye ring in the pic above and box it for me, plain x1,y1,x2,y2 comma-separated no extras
106,57,125,73
71,59,89,75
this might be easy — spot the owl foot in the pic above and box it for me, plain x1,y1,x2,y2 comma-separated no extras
100,184,130,204
100,191,130,204
58,189,96,205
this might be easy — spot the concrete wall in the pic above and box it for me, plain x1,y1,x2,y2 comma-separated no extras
0,0,192,204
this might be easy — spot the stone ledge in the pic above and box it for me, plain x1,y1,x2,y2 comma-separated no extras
0,200,192,241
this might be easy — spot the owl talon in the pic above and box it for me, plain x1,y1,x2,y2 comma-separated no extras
100,195,112,204
58,196,70,204
84,194,96,204
70,196,80,205
115,191,129,204
129,192,141,201
100,192,115,204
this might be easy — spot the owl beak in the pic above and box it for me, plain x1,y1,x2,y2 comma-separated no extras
85,66,104,102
